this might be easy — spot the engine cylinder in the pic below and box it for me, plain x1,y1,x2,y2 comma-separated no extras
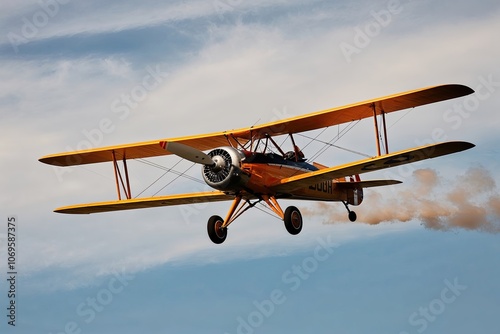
202,147,249,191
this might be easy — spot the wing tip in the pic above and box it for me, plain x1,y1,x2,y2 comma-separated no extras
38,153,82,167
39,155,56,166
54,207,89,214
448,141,475,153
446,83,475,96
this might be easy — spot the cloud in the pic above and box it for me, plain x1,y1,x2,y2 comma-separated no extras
0,0,321,49
1,0,499,292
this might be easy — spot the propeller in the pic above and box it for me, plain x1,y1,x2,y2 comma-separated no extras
161,141,245,191
161,141,215,166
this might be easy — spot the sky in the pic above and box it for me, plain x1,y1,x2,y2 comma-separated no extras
1,0,500,333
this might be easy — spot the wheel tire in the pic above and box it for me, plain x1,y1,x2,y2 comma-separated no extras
348,211,357,222
284,206,303,235
207,215,227,244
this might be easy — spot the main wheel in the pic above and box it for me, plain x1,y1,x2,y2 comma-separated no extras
207,215,227,244
284,206,303,235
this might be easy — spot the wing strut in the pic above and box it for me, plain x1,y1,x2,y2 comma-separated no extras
111,151,132,200
266,134,287,157
261,195,285,219
381,107,389,154
371,103,390,156
289,133,301,162
221,195,259,228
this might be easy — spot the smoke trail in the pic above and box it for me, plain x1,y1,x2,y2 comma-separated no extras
306,166,500,233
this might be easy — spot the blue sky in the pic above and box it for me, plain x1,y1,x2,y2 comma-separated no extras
1,0,500,333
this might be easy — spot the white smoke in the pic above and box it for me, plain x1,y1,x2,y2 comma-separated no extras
304,166,500,233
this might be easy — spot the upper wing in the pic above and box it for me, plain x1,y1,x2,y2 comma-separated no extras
39,84,473,167
54,191,235,214
239,84,473,139
39,132,231,166
270,141,475,193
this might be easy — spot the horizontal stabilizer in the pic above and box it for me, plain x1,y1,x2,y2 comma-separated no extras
337,179,402,188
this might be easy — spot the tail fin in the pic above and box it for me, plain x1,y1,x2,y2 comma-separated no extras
340,177,401,206
349,174,361,182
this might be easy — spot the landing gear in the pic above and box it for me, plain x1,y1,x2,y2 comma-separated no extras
284,206,303,235
343,201,357,222
207,215,227,244
206,196,304,243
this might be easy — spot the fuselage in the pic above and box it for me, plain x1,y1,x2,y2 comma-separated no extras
241,151,363,205
201,146,363,205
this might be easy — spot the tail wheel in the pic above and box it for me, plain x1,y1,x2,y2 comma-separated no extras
207,215,227,244
284,206,303,235
348,211,357,222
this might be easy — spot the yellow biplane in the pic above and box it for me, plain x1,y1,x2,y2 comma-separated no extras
40,84,475,244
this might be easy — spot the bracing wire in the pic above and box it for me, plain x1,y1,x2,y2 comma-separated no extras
255,202,283,221
300,133,371,159
152,162,198,197
134,158,205,198
301,127,329,151
301,120,368,162
389,109,412,129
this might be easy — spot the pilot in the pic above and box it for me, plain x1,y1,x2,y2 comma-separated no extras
284,147,305,162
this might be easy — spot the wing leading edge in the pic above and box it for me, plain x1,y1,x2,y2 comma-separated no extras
39,84,473,167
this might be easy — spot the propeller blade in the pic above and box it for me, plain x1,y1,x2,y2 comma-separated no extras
161,141,214,166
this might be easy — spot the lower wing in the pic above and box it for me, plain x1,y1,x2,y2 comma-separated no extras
271,141,474,193
55,191,235,214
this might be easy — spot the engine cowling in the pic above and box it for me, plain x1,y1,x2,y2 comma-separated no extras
202,146,249,191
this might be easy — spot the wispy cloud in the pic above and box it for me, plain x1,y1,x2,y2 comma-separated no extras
0,0,323,49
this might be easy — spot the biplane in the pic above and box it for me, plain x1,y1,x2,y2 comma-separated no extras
40,84,475,244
